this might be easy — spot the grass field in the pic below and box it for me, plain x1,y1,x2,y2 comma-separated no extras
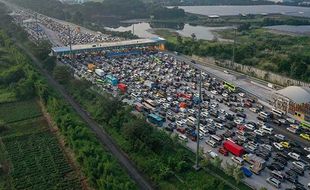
0,99,42,123
0,99,82,190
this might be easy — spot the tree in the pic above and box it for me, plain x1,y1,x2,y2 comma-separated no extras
211,156,223,169
177,35,183,44
224,161,235,176
53,65,71,84
191,33,197,41
43,56,57,72
233,166,244,184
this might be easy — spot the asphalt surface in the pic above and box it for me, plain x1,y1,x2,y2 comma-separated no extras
16,42,154,190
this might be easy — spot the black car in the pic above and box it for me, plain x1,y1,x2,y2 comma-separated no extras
276,152,289,160
267,164,281,171
236,113,246,118
286,175,298,184
286,170,298,178
274,157,288,166
294,183,307,190
165,126,174,132
291,167,304,176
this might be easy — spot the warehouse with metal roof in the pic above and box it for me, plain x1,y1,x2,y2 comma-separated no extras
276,86,310,104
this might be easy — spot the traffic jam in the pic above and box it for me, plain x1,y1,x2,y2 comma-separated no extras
59,48,310,190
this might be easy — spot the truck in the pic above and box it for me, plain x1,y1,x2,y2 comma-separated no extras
243,154,266,166
243,153,266,174
95,69,104,77
118,83,127,93
223,140,245,157
87,63,96,71
241,166,253,177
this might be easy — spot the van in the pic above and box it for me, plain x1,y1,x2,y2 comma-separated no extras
266,177,281,188
206,139,217,148
262,125,274,135
178,134,188,142
231,156,244,165
199,128,208,136
292,161,306,170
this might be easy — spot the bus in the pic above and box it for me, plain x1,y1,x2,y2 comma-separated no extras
147,114,164,126
223,81,236,92
300,121,310,129
142,102,156,113
143,99,157,108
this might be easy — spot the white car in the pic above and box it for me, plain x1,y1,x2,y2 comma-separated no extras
307,154,310,160
254,129,264,136
288,152,300,160
273,142,284,151
261,144,273,151
249,107,258,113
201,112,209,118
222,93,228,97
211,90,218,95
207,150,218,159
223,70,230,74
275,134,286,141
304,147,310,152
238,92,245,97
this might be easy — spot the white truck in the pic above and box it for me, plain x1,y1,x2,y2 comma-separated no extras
95,69,104,77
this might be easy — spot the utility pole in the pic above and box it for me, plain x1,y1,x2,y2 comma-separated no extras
35,13,39,38
68,25,72,58
231,27,237,68
194,69,202,171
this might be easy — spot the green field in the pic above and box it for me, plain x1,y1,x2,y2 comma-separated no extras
2,132,81,190
0,99,82,190
0,99,42,123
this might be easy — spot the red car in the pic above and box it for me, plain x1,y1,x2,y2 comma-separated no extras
237,124,246,131
218,147,228,156
177,127,186,134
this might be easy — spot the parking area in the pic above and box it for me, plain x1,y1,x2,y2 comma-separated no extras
59,50,310,190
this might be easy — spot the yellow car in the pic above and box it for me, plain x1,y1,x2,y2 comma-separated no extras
280,141,290,148
300,133,310,141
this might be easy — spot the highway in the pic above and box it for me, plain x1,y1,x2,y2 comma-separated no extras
167,52,310,148
16,42,154,190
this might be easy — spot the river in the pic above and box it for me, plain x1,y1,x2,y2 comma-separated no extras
105,22,231,40
176,5,310,18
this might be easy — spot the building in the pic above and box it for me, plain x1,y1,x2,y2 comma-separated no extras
272,86,310,125
51,37,166,56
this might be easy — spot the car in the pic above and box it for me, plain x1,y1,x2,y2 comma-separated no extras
260,144,272,151
275,134,286,141
273,142,284,151
165,126,174,132
304,147,310,152
288,152,301,160
238,92,245,97
266,177,281,188
254,129,264,136
218,147,228,156
291,167,304,176
307,154,310,159
300,133,310,141
280,141,290,148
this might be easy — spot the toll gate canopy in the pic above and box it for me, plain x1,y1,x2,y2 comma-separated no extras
51,37,166,56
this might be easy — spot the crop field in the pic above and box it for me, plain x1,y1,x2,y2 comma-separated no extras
0,99,42,123
0,99,82,190
2,131,81,190
0,117,48,138
0,88,16,104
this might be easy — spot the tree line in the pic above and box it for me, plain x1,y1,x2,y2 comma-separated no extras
164,29,310,82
